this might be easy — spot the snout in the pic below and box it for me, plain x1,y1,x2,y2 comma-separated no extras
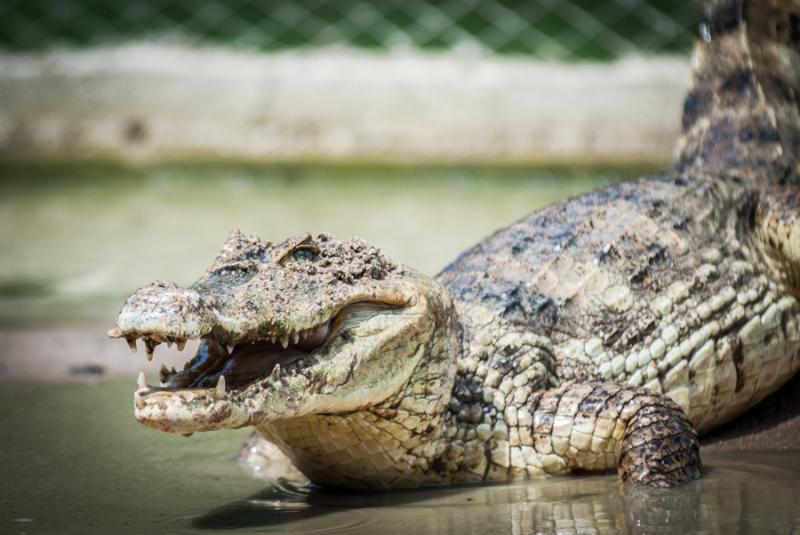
114,280,216,340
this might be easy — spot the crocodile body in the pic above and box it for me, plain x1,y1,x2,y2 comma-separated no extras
111,0,800,489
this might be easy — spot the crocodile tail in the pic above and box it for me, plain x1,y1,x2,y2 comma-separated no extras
675,0,800,187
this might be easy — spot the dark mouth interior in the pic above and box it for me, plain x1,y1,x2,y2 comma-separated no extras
172,325,329,391
150,317,331,392
150,301,396,392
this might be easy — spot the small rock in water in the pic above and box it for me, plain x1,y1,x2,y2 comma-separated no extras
69,364,105,384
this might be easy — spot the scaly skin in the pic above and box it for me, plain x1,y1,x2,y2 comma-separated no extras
110,0,800,489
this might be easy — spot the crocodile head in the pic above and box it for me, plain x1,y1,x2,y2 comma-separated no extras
109,230,457,435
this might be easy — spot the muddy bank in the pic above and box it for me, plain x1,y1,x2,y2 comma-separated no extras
701,373,800,452
0,324,199,383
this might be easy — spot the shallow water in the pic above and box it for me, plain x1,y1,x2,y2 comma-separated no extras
0,165,633,324
2,380,799,534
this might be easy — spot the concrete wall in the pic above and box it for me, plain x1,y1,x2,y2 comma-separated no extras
0,44,691,166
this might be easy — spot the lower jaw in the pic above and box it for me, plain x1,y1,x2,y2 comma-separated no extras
134,388,251,433
131,338,324,433
132,353,313,433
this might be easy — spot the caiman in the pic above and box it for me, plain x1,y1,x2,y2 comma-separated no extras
109,0,800,489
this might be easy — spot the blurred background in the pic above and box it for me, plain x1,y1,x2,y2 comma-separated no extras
0,0,705,382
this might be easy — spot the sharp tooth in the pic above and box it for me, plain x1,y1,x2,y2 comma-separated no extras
177,339,186,351
281,335,289,349
215,375,226,400
145,339,157,361
226,344,235,355
167,340,173,348
159,363,170,382
126,337,137,353
270,363,281,380
292,332,299,344
137,371,147,390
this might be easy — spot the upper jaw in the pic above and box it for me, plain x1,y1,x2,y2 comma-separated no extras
110,278,415,357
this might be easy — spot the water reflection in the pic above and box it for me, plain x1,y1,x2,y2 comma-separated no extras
192,453,800,534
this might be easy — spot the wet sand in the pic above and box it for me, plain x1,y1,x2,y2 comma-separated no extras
701,372,800,452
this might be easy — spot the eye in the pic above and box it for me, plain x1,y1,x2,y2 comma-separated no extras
275,235,322,265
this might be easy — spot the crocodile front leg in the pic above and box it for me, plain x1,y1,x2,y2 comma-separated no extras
512,382,701,487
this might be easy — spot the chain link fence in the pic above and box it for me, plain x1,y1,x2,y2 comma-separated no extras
0,0,703,60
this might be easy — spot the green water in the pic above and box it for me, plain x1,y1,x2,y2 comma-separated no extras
2,380,799,534
0,165,635,324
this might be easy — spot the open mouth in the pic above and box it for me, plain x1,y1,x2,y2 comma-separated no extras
109,301,397,398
